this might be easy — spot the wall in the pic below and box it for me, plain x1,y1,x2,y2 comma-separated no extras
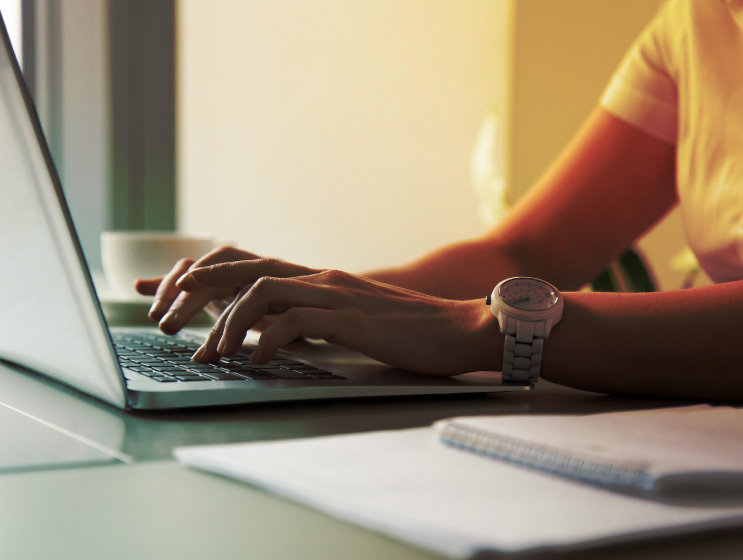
178,0,703,289
177,0,510,272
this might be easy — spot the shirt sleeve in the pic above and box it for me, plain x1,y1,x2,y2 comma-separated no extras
600,2,679,144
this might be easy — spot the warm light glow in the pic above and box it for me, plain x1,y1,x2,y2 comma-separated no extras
0,0,22,67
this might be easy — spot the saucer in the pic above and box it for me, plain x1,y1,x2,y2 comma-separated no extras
99,297,156,326
99,296,213,328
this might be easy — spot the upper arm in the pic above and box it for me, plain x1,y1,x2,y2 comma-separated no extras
490,107,677,289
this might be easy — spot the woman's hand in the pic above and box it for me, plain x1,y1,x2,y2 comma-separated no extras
177,260,502,376
134,246,318,334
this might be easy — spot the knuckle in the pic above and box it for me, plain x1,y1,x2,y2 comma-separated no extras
260,257,285,272
252,276,268,290
317,269,345,283
334,269,353,282
251,275,277,295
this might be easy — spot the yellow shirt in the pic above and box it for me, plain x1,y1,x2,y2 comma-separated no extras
600,0,743,283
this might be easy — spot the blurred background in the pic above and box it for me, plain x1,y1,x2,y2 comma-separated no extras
1,0,704,290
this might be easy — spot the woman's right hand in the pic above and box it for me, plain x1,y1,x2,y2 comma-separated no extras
134,246,318,335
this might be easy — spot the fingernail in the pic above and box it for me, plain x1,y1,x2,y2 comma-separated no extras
217,338,226,354
188,267,209,285
158,312,178,334
149,301,163,319
175,272,191,288
191,344,205,361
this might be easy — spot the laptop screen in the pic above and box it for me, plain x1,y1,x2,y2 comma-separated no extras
0,14,126,407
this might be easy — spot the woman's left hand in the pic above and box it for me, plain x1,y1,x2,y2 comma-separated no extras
175,259,501,376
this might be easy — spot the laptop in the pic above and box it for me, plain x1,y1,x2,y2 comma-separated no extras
0,13,530,409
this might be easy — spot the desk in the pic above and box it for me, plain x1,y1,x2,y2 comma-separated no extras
1,361,741,559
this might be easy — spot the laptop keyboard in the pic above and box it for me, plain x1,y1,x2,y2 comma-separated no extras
112,332,345,383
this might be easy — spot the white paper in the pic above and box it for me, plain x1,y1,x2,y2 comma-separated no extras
175,424,743,558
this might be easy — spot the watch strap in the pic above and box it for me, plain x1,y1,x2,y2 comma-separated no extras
502,329,544,383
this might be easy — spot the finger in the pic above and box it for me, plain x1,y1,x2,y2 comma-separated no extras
149,259,195,321
177,258,321,291
184,245,260,276
158,287,230,335
192,290,245,363
134,277,162,296
215,277,340,356
251,308,346,363
154,246,259,327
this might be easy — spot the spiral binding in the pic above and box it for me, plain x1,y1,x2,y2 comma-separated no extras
439,422,656,491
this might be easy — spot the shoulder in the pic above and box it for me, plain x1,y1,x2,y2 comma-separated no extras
598,1,682,144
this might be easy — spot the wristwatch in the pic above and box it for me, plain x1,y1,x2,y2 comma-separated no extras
486,277,563,383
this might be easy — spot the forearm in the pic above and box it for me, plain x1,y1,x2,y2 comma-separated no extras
539,283,743,401
365,237,521,299
365,230,599,300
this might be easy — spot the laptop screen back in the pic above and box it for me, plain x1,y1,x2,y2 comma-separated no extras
0,14,126,407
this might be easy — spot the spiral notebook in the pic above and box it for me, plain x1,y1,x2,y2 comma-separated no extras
436,405,743,494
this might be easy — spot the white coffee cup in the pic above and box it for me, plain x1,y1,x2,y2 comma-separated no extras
101,231,215,298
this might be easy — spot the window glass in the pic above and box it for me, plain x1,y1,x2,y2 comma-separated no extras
0,0,22,67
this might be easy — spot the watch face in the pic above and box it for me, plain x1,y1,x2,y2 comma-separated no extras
498,278,558,311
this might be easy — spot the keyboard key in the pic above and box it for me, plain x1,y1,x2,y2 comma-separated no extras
114,333,346,384
303,371,346,379
153,365,191,374
186,363,224,371
261,369,311,380
170,346,198,353
199,371,249,381
241,371,277,380
231,366,275,375
150,376,178,383
268,359,305,366
224,364,262,372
